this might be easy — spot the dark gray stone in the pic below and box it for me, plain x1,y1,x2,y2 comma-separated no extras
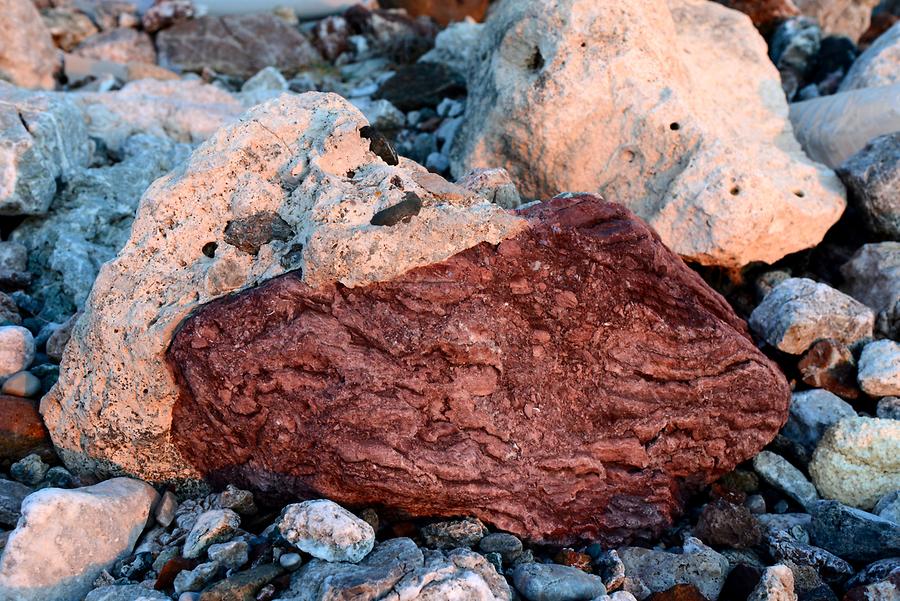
837,132,900,238
0,478,32,527
810,500,900,561
512,562,606,601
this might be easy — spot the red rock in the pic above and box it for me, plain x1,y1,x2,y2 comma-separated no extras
156,14,321,78
554,549,594,572
648,584,710,601
797,338,859,399
0,395,52,467
379,0,490,26
166,196,791,545
712,0,800,33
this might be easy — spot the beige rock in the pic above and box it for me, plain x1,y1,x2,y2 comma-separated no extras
809,417,900,510
0,478,158,601
457,167,523,209
73,28,156,66
42,92,526,485
840,21,900,91
0,0,59,90
794,0,880,42
63,54,179,87
41,8,99,52
789,84,900,168
747,565,797,601
73,78,243,152
450,0,845,269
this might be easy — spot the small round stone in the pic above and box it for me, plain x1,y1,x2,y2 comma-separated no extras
279,552,302,570
0,326,35,378
2,371,42,398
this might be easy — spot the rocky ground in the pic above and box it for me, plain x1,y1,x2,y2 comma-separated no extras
0,0,899,600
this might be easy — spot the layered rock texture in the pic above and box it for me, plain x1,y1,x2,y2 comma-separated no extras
47,93,789,545
450,0,845,269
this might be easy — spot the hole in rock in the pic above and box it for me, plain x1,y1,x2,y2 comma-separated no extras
669,122,680,131
202,242,218,258
527,47,544,71
794,190,805,198
730,187,740,196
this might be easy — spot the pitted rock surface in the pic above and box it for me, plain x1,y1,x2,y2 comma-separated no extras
167,196,790,545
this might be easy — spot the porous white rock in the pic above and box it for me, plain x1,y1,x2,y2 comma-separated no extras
0,83,91,215
0,0,59,90
43,92,525,485
279,499,375,563
0,478,158,601
0,326,35,378
450,0,845,269
73,79,243,153
842,243,900,338
789,84,900,168
809,417,900,510
858,340,900,397
840,21,900,91
748,278,874,355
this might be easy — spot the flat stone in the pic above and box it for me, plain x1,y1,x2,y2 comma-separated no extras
207,540,248,570
214,485,256,515
837,133,900,238
2,372,42,398
479,533,524,563
781,390,856,457
748,278,874,355
165,197,790,545
196,563,282,601
840,20,900,90
766,532,853,584
753,451,819,510
0,327,35,378
155,490,178,528
0,478,32,527
618,538,730,601
174,561,219,594
842,243,900,339
84,584,169,601
0,0,58,89
810,500,900,561
858,340,900,397
512,562,606,601
846,558,900,589
278,499,375,563
457,167,523,210
182,509,240,559
10,453,49,486
450,0,846,270
0,478,158,601
809,417,900,510
156,14,322,78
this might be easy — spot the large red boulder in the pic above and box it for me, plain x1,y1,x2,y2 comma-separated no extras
166,196,790,545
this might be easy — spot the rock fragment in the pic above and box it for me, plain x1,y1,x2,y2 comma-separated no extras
797,340,859,398
278,500,375,563
809,500,900,561
781,390,856,457
747,565,797,601
0,0,59,89
858,340,900,396
841,243,900,338
619,539,730,601
837,132,900,238
183,509,240,559
512,562,606,601
753,451,819,510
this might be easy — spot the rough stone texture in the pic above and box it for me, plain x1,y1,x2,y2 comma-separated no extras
794,0,880,42
797,340,859,399
182,509,240,559
11,135,191,322
809,500,900,561
747,565,797,601
840,21,900,90
789,84,900,168
43,93,525,494
0,0,59,89
41,8,99,53
878,396,900,419
748,278,875,355
766,532,853,584
782,390,856,457
0,395,51,466
0,478,158,601
420,517,487,550
875,490,900,524
156,14,322,78
166,194,789,545
842,243,900,339
457,168,523,210
809,417,900,510
449,0,846,269
0,83,91,215
0,479,32,527
713,0,800,32
753,451,819,510
858,340,900,396
73,28,156,65
83,584,169,601
379,0,490,26
278,500,375,563
837,133,900,238
419,20,483,76
511,562,606,601
73,79,243,153
694,499,763,549
619,538,730,601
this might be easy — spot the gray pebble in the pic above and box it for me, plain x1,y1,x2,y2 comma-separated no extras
2,371,42,398
10,454,49,486
279,552,302,570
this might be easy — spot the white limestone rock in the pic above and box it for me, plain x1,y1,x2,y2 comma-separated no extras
0,0,59,90
0,83,91,215
809,417,900,510
279,500,375,563
748,278,874,355
450,0,845,269
42,91,525,485
840,21,900,91
858,340,900,397
842,242,900,338
0,478,158,601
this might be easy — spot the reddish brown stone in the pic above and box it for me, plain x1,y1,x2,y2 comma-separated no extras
554,548,594,572
167,196,790,545
648,584,710,601
0,395,52,467
798,339,859,399
693,499,763,549
379,0,490,26
713,0,800,33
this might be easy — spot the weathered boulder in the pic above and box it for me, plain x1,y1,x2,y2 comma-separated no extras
156,14,322,78
841,243,900,338
450,0,845,269
840,21,900,90
0,83,91,215
73,78,243,153
837,132,900,238
0,0,59,90
793,0,880,42
46,93,789,545
0,478,158,601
